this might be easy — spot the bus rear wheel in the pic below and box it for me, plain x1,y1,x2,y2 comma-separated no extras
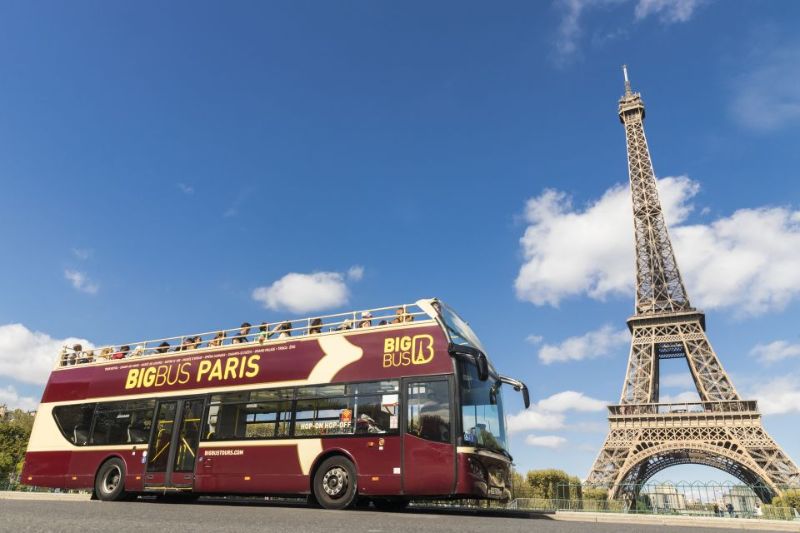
95,458,129,502
313,456,358,510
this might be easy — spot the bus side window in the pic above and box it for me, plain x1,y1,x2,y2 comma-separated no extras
406,380,451,443
52,404,96,445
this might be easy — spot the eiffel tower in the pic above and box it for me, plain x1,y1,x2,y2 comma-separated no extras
586,66,800,501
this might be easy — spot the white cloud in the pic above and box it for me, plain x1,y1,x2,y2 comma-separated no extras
634,0,701,22
538,325,629,365
525,434,568,448
660,372,695,388
71,248,91,260
553,0,702,64
515,176,800,316
507,390,606,433
507,409,566,432
525,334,544,345
346,265,365,282
177,183,195,195
252,271,351,314
0,384,38,411
750,340,800,364
64,269,99,295
731,45,800,132
660,390,701,403
0,324,94,385
749,376,800,415
537,391,608,413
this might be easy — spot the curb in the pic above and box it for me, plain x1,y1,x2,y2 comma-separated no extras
0,491,92,502
554,511,800,531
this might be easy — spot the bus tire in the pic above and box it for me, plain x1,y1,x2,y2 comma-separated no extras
312,456,358,510
94,457,128,502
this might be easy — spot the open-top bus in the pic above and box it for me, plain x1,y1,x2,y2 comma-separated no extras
21,298,529,510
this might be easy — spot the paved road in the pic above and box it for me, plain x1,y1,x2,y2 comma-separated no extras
0,499,788,533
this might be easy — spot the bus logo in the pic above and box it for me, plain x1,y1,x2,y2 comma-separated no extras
382,335,435,367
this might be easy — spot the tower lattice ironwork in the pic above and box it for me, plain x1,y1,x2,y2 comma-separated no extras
586,67,800,501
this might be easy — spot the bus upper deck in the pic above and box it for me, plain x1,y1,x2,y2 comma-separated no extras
57,302,430,368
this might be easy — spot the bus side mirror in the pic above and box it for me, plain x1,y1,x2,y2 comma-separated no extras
521,385,530,409
476,353,489,381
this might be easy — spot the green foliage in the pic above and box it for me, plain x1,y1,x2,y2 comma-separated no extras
525,469,578,499
0,409,35,479
582,487,609,501
772,489,800,510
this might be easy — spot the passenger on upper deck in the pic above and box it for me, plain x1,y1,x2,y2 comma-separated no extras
358,312,372,328
155,342,170,354
73,344,87,364
391,307,413,324
231,322,251,344
335,318,353,331
130,345,145,357
99,347,113,360
308,318,323,335
275,322,292,339
256,323,269,343
208,331,225,347
79,349,95,364
111,345,130,359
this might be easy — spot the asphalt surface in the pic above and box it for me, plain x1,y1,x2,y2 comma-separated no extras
0,499,790,533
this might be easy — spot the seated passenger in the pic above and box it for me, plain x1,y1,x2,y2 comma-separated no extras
129,345,145,357
98,347,114,360
79,349,95,364
256,323,269,343
179,337,194,351
72,344,84,364
276,322,292,339
308,318,323,335
231,322,252,344
208,331,225,347
190,336,202,350
155,341,170,354
335,318,353,331
391,306,414,324
111,345,130,359
59,346,69,366
358,312,373,328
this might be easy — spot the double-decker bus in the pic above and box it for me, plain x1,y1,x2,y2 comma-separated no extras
22,298,529,510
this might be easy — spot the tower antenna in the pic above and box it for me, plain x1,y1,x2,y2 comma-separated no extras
622,64,632,96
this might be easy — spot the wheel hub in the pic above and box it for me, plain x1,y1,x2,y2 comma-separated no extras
104,466,121,494
322,466,348,497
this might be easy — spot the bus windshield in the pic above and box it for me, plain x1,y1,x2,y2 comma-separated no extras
459,360,508,457
437,302,486,354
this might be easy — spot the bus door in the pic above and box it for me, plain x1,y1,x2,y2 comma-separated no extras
402,377,456,495
145,398,205,490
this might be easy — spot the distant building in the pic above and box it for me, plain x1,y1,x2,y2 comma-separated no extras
644,484,687,512
722,486,758,515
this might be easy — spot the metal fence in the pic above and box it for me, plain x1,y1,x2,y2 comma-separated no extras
506,481,800,521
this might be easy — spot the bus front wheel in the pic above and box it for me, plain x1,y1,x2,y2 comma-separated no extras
313,456,358,510
94,458,129,502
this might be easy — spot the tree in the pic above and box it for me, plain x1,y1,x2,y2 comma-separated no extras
0,409,35,481
773,489,800,510
526,469,572,499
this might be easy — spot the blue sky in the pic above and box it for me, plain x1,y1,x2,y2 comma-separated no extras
2,0,800,482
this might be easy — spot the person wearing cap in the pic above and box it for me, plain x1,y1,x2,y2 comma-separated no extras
358,312,373,328
130,345,146,357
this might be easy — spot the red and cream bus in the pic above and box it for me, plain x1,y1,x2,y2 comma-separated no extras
22,298,529,510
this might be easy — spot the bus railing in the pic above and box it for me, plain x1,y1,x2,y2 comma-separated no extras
57,302,431,368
